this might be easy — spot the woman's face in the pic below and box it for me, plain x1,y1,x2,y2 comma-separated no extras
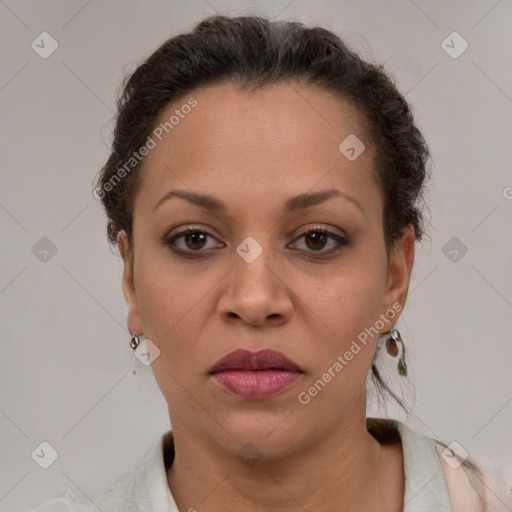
119,81,413,457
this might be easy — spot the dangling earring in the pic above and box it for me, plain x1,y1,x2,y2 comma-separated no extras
130,332,142,350
386,328,407,376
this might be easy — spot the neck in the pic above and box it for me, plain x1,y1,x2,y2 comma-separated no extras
166,406,404,511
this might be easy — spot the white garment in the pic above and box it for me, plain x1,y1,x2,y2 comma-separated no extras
30,419,511,511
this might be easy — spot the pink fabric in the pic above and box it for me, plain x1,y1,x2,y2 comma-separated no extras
436,443,512,511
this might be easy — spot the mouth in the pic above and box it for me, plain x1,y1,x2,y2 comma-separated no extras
209,349,304,400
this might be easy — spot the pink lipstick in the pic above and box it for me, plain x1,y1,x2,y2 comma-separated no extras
209,349,303,400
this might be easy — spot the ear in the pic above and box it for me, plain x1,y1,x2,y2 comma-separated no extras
381,225,415,323
118,230,143,335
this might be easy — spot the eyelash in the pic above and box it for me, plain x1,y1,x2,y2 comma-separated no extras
162,225,349,258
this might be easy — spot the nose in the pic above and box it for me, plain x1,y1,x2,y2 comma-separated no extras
217,240,294,327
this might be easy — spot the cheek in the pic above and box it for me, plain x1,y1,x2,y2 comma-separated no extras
290,255,388,399
298,255,387,333
294,275,384,379
134,239,206,333
137,274,210,411
137,274,205,356
293,276,384,413
133,253,223,393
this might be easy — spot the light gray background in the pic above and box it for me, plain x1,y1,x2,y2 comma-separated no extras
1,0,511,509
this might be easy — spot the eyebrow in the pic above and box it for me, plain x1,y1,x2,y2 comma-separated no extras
153,188,364,215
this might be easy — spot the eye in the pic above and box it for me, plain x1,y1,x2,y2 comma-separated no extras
163,227,222,254
291,227,349,254
162,225,349,257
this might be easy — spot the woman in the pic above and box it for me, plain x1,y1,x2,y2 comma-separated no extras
33,14,510,512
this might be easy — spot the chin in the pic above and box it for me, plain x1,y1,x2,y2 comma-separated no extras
213,407,309,458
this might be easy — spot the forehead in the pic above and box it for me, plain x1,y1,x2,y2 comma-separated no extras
135,81,379,216
150,81,369,156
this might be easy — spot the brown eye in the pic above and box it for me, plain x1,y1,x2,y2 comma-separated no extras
293,229,348,254
304,231,328,251
164,229,222,253
183,231,208,250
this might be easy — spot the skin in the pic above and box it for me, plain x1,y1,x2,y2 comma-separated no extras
118,81,415,511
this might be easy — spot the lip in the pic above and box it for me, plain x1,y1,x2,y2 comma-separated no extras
209,349,304,400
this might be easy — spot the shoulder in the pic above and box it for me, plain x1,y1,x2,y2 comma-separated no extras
28,433,163,512
367,417,512,512
435,442,485,512
28,492,95,512
435,443,512,512
28,471,137,511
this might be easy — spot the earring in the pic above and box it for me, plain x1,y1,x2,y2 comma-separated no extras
386,328,407,376
130,332,142,350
